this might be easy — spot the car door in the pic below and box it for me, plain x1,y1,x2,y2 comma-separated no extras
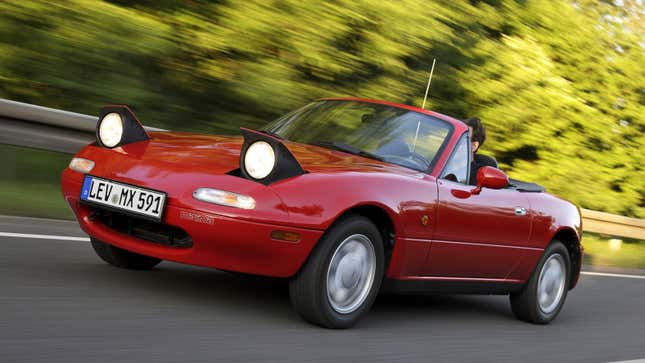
423,133,532,279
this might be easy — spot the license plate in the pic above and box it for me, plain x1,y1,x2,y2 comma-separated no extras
80,175,166,221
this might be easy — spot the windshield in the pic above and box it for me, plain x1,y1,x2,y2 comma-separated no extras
263,100,452,172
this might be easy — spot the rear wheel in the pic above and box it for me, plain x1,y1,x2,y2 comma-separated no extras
510,241,570,324
289,215,384,329
90,238,161,270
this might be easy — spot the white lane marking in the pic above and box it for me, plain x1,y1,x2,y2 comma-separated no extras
581,271,645,280
0,232,90,242
2,230,645,280
607,359,645,363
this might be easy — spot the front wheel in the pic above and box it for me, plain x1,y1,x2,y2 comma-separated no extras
289,215,384,329
91,238,162,270
510,240,570,324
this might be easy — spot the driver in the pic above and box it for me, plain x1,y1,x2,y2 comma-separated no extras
464,117,498,185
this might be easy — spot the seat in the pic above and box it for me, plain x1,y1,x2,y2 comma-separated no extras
474,154,498,168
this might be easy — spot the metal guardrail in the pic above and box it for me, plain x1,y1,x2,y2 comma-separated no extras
1,98,643,240
0,99,165,132
0,99,164,153
1,98,101,132
581,209,644,240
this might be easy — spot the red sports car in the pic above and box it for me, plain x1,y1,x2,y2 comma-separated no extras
61,98,583,328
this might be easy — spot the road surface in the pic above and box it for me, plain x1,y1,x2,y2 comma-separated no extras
1,215,643,363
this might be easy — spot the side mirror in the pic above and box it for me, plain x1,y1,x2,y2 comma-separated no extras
476,166,509,190
449,166,509,199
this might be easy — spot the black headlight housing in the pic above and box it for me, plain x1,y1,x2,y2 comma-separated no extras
239,128,305,185
96,105,149,148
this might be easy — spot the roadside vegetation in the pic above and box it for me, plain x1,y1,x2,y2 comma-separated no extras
1,0,643,218
583,233,645,270
2,1,643,270
0,145,74,220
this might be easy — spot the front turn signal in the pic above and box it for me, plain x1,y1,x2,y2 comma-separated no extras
193,188,256,210
69,158,95,173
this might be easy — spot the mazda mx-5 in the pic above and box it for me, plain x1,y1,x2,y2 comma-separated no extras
61,99,583,328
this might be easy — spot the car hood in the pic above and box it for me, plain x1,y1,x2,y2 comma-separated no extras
141,131,422,177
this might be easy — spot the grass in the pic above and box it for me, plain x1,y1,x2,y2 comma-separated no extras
582,233,645,270
0,144,74,220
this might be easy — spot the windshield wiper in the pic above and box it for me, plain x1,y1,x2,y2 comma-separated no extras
310,141,384,162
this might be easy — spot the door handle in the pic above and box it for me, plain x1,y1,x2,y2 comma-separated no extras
514,207,527,216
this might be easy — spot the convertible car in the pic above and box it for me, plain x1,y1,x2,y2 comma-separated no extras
61,98,583,328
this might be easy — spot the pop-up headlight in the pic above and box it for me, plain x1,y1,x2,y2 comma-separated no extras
239,128,305,185
96,105,149,148
98,112,123,147
244,141,276,180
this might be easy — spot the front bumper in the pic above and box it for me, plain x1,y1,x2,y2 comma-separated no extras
61,169,323,277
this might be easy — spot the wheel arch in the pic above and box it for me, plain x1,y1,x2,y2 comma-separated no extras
552,227,582,289
329,204,398,267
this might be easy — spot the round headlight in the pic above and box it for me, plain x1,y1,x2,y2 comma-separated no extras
244,141,276,179
99,112,124,148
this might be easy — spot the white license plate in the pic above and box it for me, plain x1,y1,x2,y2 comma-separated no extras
80,175,166,221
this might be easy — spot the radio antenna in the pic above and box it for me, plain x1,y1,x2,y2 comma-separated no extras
421,58,436,110
413,58,436,152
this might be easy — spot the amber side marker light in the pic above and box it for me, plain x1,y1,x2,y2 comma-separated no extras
271,230,301,243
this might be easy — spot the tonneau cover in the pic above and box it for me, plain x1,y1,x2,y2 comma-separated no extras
508,178,545,193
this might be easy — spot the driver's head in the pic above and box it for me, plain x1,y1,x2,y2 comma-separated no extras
464,117,486,154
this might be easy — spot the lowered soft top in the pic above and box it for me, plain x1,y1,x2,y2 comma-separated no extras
508,178,545,193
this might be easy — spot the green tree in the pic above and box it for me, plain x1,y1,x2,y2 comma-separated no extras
0,0,643,217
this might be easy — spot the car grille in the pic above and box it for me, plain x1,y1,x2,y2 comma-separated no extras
91,208,193,248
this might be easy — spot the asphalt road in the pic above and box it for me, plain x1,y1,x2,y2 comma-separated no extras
1,215,644,363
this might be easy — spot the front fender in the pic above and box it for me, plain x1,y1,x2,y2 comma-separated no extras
269,172,438,239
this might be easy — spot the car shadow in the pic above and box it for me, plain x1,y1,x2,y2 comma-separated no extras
74,260,516,327
372,293,514,321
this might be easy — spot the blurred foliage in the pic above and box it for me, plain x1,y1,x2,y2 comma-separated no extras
0,0,643,217
583,232,645,269
0,144,74,219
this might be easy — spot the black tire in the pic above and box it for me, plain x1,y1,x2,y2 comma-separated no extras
289,215,384,329
510,240,570,324
90,238,161,270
